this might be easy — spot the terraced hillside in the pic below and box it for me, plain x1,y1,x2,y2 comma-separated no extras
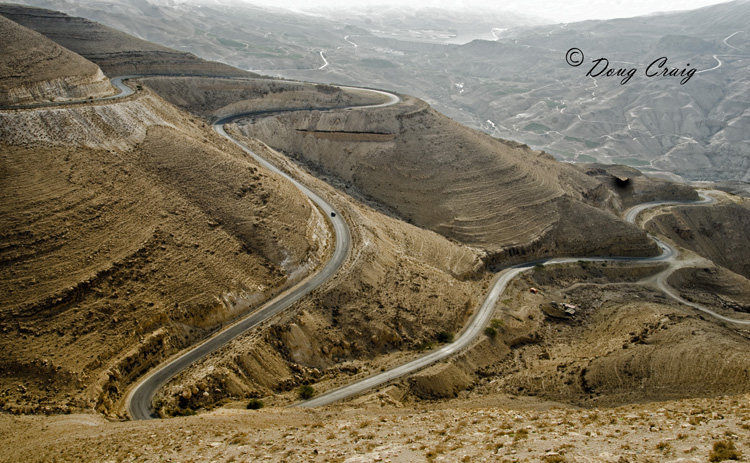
0,10,492,417
0,3,253,78
0,14,113,104
138,76,390,120
0,78,322,414
236,98,658,265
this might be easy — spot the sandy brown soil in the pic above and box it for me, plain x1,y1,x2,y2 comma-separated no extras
0,86,324,415
669,265,750,314
0,15,113,105
3,394,750,463
6,247,750,461
467,262,750,408
645,196,750,279
152,131,488,416
3,9,750,462
235,96,659,267
330,255,747,414
139,76,391,120
0,4,253,78
0,42,492,420
0,30,491,419
412,258,750,407
144,129,750,421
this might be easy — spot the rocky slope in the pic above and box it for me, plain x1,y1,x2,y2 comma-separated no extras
645,198,750,278
4,394,750,463
0,80,322,414
0,14,113,105
138,76,390,120
578,163,698,208
0,3,253,78
149,131,487,416
669,265,750,315
0,13,492,418
375,258,750,409
237,97,658,266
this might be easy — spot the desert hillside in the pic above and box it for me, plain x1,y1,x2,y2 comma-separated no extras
463,261,750,408
0,78,324,414
236,98,658,265
275,254,750,411
645,199,750,278
3,6,750,463
4,394,750,463
0,2,662,267
6,0,749,186
669,265,750,315
0,3,253,78
0,14,113,105
138,76,391,120
0,12,492,418
145,131,487,416
578,163,698,208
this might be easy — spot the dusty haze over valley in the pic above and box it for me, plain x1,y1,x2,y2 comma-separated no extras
1,1,750,462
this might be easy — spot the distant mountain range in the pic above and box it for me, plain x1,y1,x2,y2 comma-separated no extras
5,0,748,182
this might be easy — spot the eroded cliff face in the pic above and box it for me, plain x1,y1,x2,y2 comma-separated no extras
1,68,115,106
0,15,114,105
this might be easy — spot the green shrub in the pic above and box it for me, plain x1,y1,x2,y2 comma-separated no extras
484,326,497,339
436,331,454,343
709,440,741,462
298,384,315,400
172,407,196,417
246,398,264,410
415,341,435,352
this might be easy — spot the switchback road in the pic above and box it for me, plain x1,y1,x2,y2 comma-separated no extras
124,78,400,420
301,190,749,407
6,73,742,416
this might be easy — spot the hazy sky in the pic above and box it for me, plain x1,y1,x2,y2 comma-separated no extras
234,0,734,22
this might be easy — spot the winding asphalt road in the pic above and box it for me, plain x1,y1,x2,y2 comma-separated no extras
0,76,134,110
3,74,399,419
624,192,714,224
125,79,399,420
300,191,749,407
6,74,744,416
631,193,750,327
